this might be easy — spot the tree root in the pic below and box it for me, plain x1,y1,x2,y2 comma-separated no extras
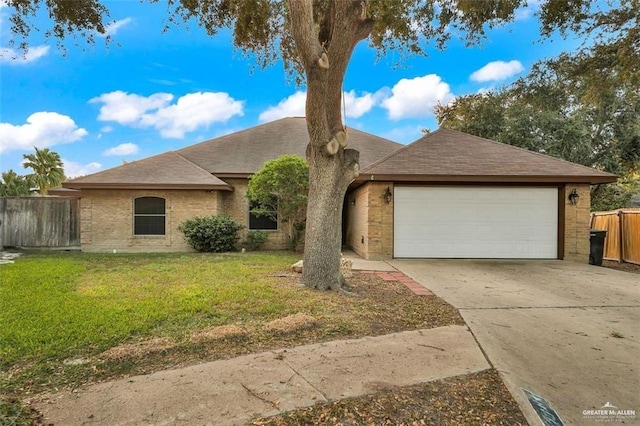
338,288,361,297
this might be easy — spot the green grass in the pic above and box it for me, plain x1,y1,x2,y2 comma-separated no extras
0,251,299,367
1,250,465,425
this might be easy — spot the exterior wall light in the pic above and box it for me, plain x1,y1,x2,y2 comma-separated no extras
383,186,393,204
568,188,580,205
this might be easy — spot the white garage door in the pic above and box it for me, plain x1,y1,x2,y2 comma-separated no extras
394,186,558,259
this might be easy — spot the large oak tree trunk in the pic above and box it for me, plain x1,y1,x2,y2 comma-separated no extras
288,0,372,290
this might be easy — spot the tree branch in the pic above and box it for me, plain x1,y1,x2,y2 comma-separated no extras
286,0,323,72
355,19,374,41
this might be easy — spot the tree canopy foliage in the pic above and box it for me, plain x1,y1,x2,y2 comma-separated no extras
1,148,66,196
9,1,634,82
247,155,309,251
22,147,66,195
0,170,32,196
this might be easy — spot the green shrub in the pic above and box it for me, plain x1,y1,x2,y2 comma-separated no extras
244,230,269,251
178,215,244,252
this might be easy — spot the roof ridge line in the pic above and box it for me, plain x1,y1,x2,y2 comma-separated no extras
172,151,223,179
176,117,302,154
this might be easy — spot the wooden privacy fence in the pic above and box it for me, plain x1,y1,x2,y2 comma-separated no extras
590,209,640,265
0,197,80,249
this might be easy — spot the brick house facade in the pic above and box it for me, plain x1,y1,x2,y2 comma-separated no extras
60,120,616,261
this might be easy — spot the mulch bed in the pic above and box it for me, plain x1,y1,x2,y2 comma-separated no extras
251,369,527,426
602,260,640,274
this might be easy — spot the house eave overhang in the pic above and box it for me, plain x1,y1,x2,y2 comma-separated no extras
62,183,234,191
213,173,252,179
353,174,618,185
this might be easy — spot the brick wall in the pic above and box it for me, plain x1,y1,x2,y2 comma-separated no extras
345,182,394,260
220,178,288,250
563,184,591,262
80,189,220,252
345,184,369,258
366,182,394,260
79,182,290,252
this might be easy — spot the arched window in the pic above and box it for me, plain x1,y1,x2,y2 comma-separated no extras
134,197,166,236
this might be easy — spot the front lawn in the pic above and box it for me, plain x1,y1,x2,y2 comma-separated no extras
1,252,302,367
1,251,527,426
1,251,462,397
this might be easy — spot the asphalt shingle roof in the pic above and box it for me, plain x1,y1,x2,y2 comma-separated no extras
177,117,403,175
63,122,616,189
358,128,617,184
64,152,231,189
63,118,402,189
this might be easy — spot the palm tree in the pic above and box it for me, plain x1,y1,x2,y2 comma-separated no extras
0,169,32,196
22,147,66,195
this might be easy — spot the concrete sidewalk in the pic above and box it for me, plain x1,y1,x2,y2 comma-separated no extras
35,325,489,426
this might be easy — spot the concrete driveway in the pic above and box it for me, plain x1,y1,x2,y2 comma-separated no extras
390,260,640,425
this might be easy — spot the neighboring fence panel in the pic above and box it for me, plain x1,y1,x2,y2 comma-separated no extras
590,210,640,265
623,212,640,265
0,197,80,248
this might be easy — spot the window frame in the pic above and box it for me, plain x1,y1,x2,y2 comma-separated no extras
133,196,167,236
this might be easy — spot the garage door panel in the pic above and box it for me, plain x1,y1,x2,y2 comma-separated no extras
394,187,558,259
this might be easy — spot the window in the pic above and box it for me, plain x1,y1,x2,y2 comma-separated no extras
249,200,277,230
134,197,166,236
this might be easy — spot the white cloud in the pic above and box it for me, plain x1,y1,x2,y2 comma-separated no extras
102,143,138,156
0,112,88,153
141,92,244,138
470,60,524,82
63,159,102,179
0,45,50,65
91,91,243,138
259,90,381,122
259,91,306,122
343,90,383,118
101,17,133,37
380,74,454,120
91,91,173,125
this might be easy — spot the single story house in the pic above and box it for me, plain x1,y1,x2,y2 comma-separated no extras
60,117,616,261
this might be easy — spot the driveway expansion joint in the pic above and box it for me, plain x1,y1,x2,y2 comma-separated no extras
460,305,640,310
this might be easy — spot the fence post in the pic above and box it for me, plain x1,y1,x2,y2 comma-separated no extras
619,211,624,264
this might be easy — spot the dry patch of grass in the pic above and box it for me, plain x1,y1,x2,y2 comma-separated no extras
99,338,177,361
265,313,319,334
189,324,249,343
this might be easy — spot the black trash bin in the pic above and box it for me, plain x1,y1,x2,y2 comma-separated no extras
589,229,607,266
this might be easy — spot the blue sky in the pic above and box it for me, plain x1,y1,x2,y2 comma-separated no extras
0,1,585,178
